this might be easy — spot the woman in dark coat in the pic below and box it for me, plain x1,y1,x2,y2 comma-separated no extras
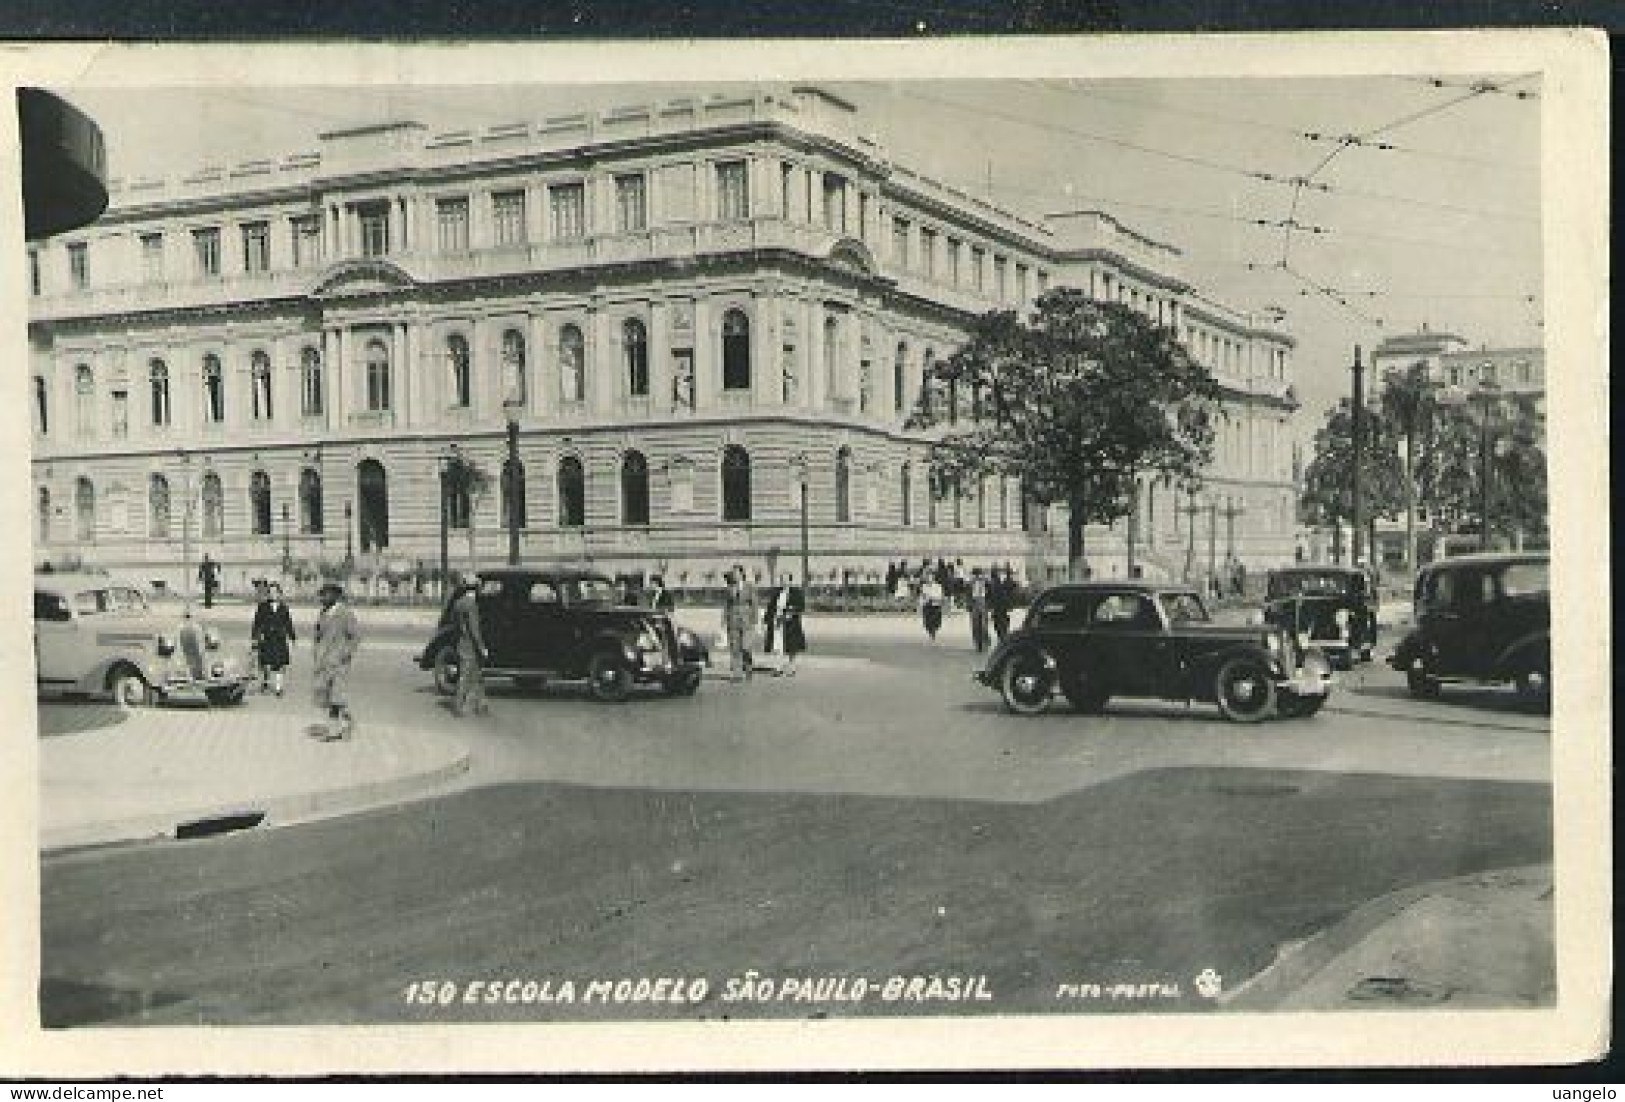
251,582,297,695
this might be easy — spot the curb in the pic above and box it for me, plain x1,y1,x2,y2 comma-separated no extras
1221,864,1553,1011
41,736,472,856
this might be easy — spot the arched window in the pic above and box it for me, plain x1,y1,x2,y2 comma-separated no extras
149,360,170,427
557,456,585,527
75,364,94,438
976,477,987,528
858,357,873,413
357,458,389,550
560,325,586,404
202,354,225,424
201,472,224,538
365,340,391,412
501,457,527,531
301,347,324,417
251,350,273,421
299,468,324,534
37,486,50,544
900,462,912,526
834,446,852,523
893,343,907,416
446,461,472,530
721,445,751,522
501,329,527,406
33,375,48,436
74,477,95,542
249,470,273,536
149,474,171,538
947,376,959,426
623,319,649,398
621,450,649,525
722,310,751,391
446,334,472,409
921,349,936,413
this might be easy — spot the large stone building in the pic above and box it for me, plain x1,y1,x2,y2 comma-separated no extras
28,86,1300,595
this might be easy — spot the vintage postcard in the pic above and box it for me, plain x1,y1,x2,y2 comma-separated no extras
0,31,1609,1076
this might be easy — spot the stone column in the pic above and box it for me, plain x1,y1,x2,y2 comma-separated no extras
395,321,412,428
590,304,614,415
753,289,778,408
691,298,714,411
527,312,547,419
807,300,826,411
649,298,671,418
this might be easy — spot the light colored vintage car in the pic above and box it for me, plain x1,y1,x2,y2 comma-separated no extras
33,573,254,707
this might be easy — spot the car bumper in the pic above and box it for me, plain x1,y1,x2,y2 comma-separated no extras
631,652,707,682
156,671,254,702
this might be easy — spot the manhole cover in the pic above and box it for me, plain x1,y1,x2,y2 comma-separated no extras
1347,975,1454,1005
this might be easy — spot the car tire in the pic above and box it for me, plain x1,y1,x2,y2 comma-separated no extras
1214,657,1277,723
588,653,634,703
1514,661,1550,706
108,666,152,709
665,670,702,697
1277,691,1326,719
432,647,460,696
1060,670,1109,714
999,648,1056,716
1406,661,1442,700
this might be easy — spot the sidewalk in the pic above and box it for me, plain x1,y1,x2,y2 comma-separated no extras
1224,864,1554,1010
40,706,470,853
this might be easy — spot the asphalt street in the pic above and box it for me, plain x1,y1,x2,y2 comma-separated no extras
39,608,1553,1026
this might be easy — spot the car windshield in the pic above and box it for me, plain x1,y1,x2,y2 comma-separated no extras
571,579,617,605
1159,592,1210,624
1269,571,1358,599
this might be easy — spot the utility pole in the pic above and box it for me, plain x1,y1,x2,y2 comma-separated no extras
1350,345,1365,567
504,408,522,566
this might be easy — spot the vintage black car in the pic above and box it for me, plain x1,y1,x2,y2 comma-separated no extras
976,582,1334,722
415,567,708,702
1388,553,1549,703
1262,565,1380,668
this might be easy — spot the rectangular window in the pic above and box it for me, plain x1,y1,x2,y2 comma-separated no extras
193,227,221,277
358,203,390,258
822,174,847,232
492,190,527,246
110,390,128,439
780,163,794,218
920,228,937,279
1037,269,1049,295
437,196,470,253
615,174,648,232
971,246,986,291
242,221,270,273
140,233,164,282
67,242,89,289
291,215,321,266
549,182,586,241
892,218,910,268
995,255,1009,299
29,250,41,296
947,239,962,285
716,161,749,221
1016,263,1029,301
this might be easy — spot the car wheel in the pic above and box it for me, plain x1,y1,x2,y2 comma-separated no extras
665,670,702,697
432,648,460,696
1214,657,1276,723
1277,691,1326,719
1406,661,1442,699
999,648,1056,716
588,653,634,703
1060,670,1109,714
108,666,152,709
1514,661,1550,705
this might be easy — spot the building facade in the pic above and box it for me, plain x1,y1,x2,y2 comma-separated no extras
28,87,1299,595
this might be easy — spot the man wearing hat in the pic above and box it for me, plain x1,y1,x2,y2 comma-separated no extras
312,582,362,740
450,572,490,718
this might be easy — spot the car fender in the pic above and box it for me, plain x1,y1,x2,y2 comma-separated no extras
1189,642,1275,685
589,630,639,666
1388,629,1426,671
991,636,1057,680
1495,631,1549,679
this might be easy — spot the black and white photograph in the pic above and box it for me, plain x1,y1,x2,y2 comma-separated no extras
2,33,1609,1075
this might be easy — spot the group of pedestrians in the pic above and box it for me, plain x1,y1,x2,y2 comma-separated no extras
719,565,806,679
914,562,1020,652
244,578,362,742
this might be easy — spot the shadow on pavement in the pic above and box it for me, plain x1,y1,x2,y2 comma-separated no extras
35,703,130,738
1353,682,1550,719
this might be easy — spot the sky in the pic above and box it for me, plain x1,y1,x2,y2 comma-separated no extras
56,71,1543,448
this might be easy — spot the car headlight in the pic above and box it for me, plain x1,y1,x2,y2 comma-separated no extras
676,627,697,649
636,629,662,652
156,634,176,657
203,628,221,650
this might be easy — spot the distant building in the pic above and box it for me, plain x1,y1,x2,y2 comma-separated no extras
29,86,1299,594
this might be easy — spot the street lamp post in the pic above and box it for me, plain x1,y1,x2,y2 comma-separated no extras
792,454,811,589
1222,496,1247,562
1473,380,1502,552
1180,491,1201,582
503,404,522,567
1350,345,1365,566
1125,477,1138,579
343,500,353,570
178,450,194,605
1206,496,1218,589
437,445,456,593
